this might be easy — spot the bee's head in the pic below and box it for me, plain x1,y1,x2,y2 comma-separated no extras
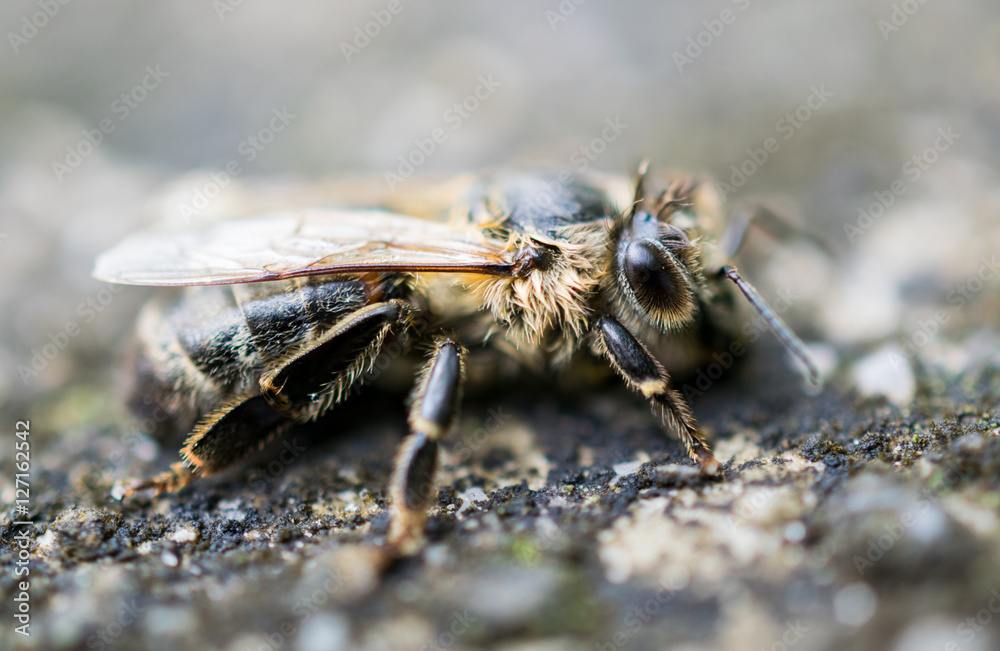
608,167,704,334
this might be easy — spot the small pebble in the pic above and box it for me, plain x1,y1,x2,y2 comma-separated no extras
168,527,199,544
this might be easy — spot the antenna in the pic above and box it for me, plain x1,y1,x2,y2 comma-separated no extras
628,160,650,219
720,265,819,385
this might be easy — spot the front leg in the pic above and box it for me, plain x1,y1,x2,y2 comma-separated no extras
387,336,467,554
594,315,720,475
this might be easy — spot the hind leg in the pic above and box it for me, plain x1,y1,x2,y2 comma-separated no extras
122,301,415,496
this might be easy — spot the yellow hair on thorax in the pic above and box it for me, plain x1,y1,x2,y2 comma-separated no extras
471,225,609,365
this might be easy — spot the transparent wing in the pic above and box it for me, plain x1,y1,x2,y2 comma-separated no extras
93,209,516,286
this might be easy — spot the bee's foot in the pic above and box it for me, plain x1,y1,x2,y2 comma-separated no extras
115,463,194,500
694,448,721,477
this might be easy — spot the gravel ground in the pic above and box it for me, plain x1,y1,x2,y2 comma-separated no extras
3,3,1000,650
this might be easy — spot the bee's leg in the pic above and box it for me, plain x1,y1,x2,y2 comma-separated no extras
594,315,720,475
123,300,415,497
122,393,288,496
260,300,416,420
387,336,466,555
719,203,833,258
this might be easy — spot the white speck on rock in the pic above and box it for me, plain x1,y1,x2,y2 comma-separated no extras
36,529,56,552
851,344,915,406
655,464,700,484
168,527,198,544
457,487,489,516
612,460,643,476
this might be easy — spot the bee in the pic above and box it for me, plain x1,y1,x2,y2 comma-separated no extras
94,163,817,553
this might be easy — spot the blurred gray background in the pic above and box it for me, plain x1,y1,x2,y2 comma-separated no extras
3,0,1000,408
2,0,999,405
3,2,1000,651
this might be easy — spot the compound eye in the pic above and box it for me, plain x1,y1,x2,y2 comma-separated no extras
622,239,693,323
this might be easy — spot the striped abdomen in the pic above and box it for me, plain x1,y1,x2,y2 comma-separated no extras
128,275,409,433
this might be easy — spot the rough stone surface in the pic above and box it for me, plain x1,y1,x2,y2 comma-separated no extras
3,2,1000,650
